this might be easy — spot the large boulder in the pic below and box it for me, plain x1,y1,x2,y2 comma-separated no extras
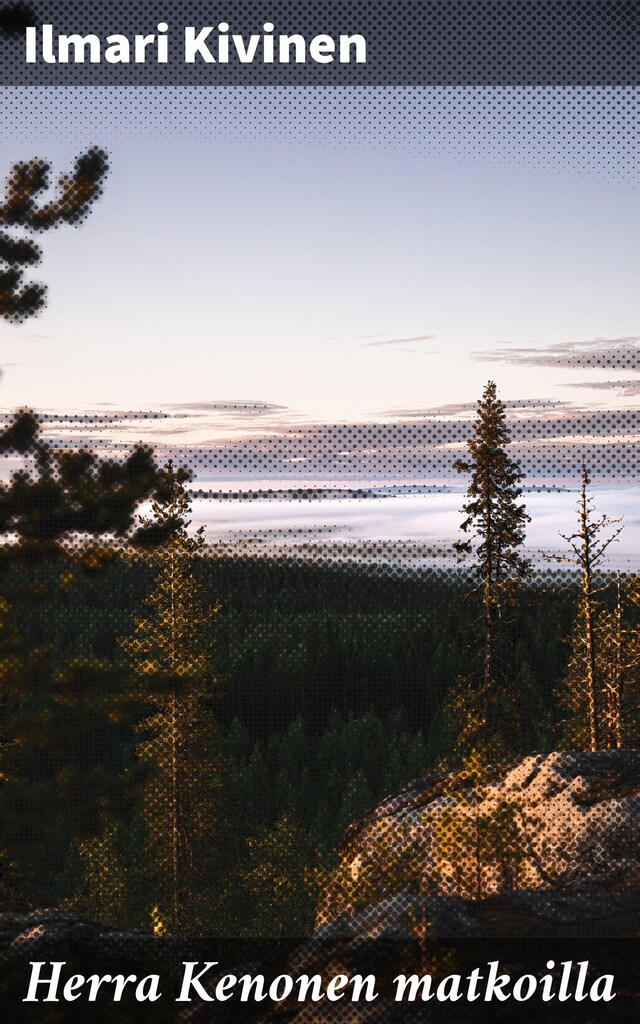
317,750,640,929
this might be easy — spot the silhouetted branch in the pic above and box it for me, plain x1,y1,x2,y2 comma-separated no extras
0,149,108,322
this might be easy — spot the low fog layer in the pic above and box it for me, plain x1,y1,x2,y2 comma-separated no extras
192,488,640,571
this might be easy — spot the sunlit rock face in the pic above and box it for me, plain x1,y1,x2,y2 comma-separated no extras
317,750,640,929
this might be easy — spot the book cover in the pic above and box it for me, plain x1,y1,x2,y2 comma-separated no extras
0,2,638,1019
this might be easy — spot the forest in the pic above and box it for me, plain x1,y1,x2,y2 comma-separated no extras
0,410,636,937
1,155,638,941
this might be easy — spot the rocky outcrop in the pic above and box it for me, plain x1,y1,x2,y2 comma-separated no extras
2,752,639,1022
291,752,640,1023
317,750,640,928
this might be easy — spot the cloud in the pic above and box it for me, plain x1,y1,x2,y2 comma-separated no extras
473,336,640,370
381,398,571,418
7,401,640,489
164,400,288,416
361,334,436,350
145,408,640,487
561,380,640,397
4,331,52,343
25,403,294,436
37,410,172,425
2,402,304,452
381,402,478,417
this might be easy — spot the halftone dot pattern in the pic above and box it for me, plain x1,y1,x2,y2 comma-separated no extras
2,86,638,568
2,87,640,188
1,393,639,969
19,404,640,491
0,146,107,320
1,13,640,1009
1,1,640,85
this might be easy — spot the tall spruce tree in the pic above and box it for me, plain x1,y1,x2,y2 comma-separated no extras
447,381,531,758
119,464,223,934
556,466,623,751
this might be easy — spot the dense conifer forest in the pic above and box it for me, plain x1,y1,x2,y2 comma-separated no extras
0,399,637,939
2,543,625,935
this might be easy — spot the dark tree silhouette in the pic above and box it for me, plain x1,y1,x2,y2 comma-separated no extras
0,149,108,321
454,380,531,688
444,381,534,760
0,415,181,909
0,411,169,554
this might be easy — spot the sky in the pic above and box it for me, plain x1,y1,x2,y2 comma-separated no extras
1,87,640,492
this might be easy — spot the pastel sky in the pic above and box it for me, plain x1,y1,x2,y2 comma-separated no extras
1,87,640,486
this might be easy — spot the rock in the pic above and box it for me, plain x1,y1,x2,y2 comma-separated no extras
3,752,639,1022
0,910,286,1022
1,891,638,1024
0,907,155,955
317,750,640,927
313,888,640,941
269,887,640,1024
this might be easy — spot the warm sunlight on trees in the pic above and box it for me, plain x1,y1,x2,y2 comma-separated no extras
425,753,526,899
556,466,623,751
119,464,223,934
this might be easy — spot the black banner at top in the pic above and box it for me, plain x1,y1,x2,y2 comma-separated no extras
0,1,639,86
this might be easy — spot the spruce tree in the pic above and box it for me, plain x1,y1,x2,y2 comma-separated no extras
0,410,163,551
0,412,166,910
232,815,314,938
426,754,526,899
447,381,531,758
1,656,146,910
557,467,623,751
119,464,223,934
